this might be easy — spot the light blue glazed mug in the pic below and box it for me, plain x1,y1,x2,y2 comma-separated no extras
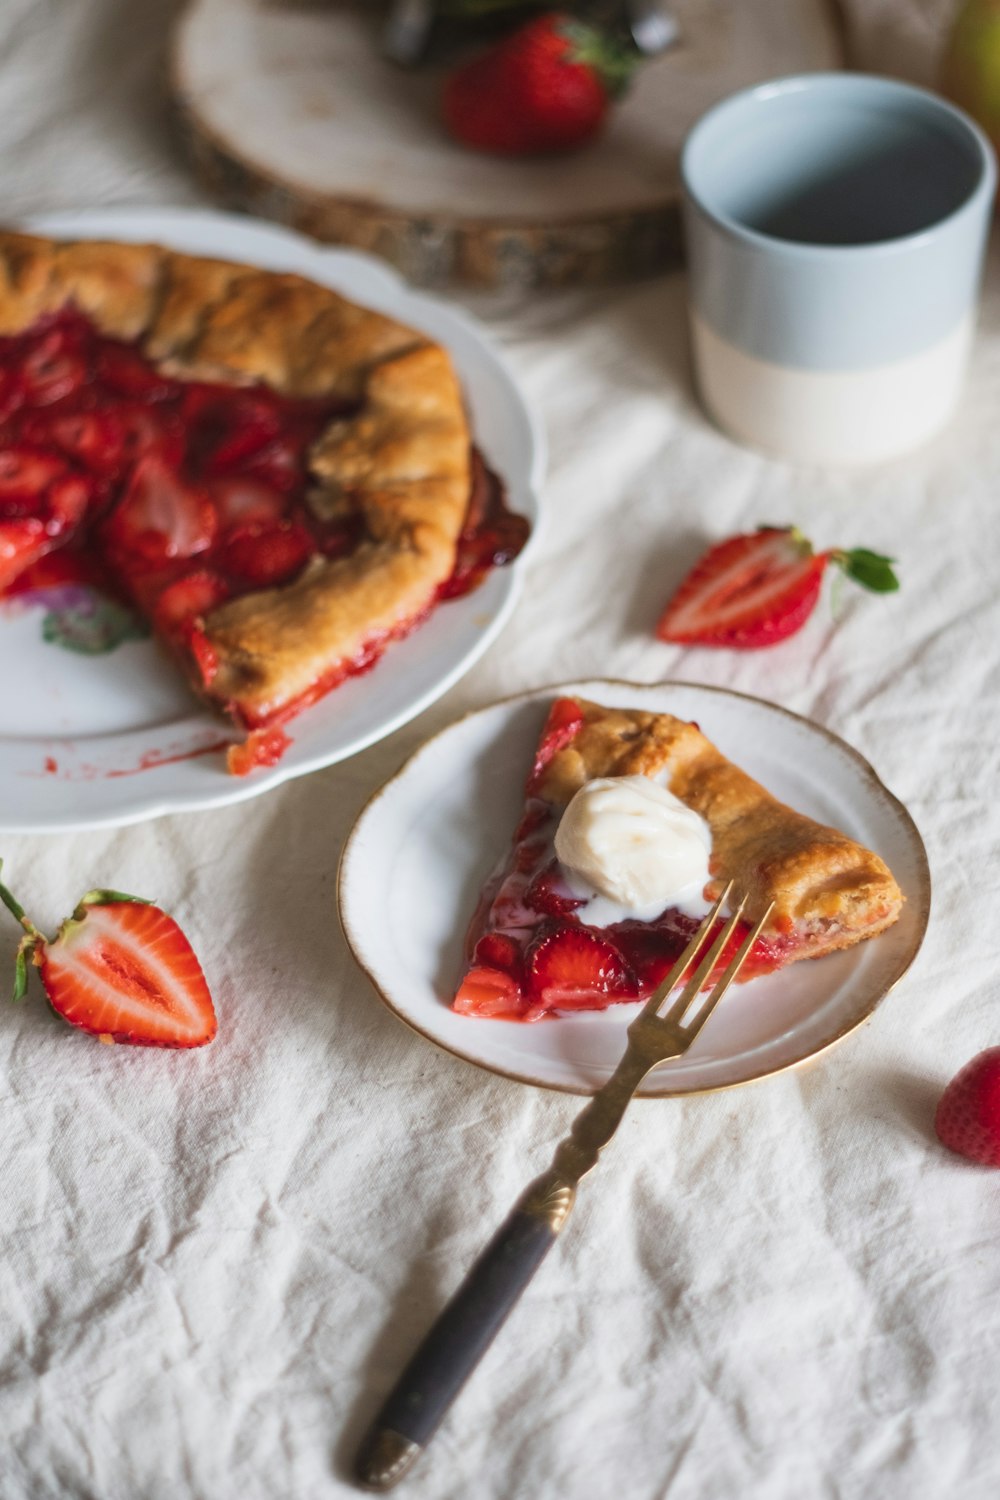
681,74,997,465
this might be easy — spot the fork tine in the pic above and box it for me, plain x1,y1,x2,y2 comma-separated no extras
635,882,733,1022
658,894,748,1027
675,900,775,1042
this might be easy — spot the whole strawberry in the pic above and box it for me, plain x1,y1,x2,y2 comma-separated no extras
935,1047,1000,1166
443,11,636,155
656,525,899,649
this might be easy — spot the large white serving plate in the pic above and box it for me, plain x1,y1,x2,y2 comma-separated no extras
1,208,544,832
339,681,931,1097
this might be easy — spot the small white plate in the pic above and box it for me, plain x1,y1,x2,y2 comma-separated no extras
338,680,931,1097
1,208,544,833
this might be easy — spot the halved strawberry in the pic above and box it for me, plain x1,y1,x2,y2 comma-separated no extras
222,520,313,589
0,867,216,1048
528,697,584,791
657,526,899,649
527,926,636,1010
153,569,231,635
453,965,524,1018
104,456,216,565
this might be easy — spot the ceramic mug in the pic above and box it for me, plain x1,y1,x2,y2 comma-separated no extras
681,73,997,465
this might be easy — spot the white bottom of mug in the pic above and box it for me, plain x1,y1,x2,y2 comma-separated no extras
690,311,972,465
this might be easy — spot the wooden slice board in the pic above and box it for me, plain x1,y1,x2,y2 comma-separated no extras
172,0,847,289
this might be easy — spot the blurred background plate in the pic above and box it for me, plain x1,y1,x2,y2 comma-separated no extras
172,0,846,288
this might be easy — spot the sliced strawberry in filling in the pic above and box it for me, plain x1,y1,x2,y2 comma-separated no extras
223,519,313,588
207,476,286,530
453,965,524,1018
103,456,217,567
524,860,585,918
21,321,89,406
153,569,232,634
528,697,585,792
527,926,638,1011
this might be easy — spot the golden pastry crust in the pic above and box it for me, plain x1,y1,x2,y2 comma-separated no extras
0,229,472,723
538,697,903,958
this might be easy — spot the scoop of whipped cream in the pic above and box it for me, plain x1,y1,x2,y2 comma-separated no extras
554,775,711,923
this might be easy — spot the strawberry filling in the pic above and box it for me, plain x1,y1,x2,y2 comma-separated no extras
454,702,801,1022
0,307,528,761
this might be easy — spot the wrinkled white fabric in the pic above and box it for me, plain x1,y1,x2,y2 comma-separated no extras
1,3,999,1498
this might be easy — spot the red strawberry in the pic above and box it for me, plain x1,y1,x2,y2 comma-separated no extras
187,624,220,688
0,452,92,588
528,696,584,791
0,517,51,590
186,387,284,474
223,520,313,588
453,964,524,1018
443,12,636,156
524,861,585,917
208,476,286,531
94,342,174,400
37,411,126,473
153,569,231,635
656,526,899,649
104,456,216,565
227,726,293,777
528,926,636,1009
934,1048,1000,1166
0,446,71,514
0,867,216,1048
473,931,523,975
113,405,187,471
21,322,89,405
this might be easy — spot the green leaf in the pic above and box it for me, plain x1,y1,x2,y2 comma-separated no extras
77,889,155,910
558,17,639,98
838,548,900,594
0,859,25,925
12,940,29,1004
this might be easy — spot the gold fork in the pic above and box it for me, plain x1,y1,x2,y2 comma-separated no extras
356,882,772,1491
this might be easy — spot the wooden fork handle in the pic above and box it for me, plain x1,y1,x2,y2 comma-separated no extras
354,1176,572,1490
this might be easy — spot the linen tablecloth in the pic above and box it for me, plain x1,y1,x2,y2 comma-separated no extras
1,3,998,1497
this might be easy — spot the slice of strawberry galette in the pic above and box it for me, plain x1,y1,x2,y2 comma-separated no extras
0,231,528,773
454,696,904,1021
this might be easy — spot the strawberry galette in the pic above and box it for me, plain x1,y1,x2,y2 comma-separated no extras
455,696,903,1021
0,230,528,773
